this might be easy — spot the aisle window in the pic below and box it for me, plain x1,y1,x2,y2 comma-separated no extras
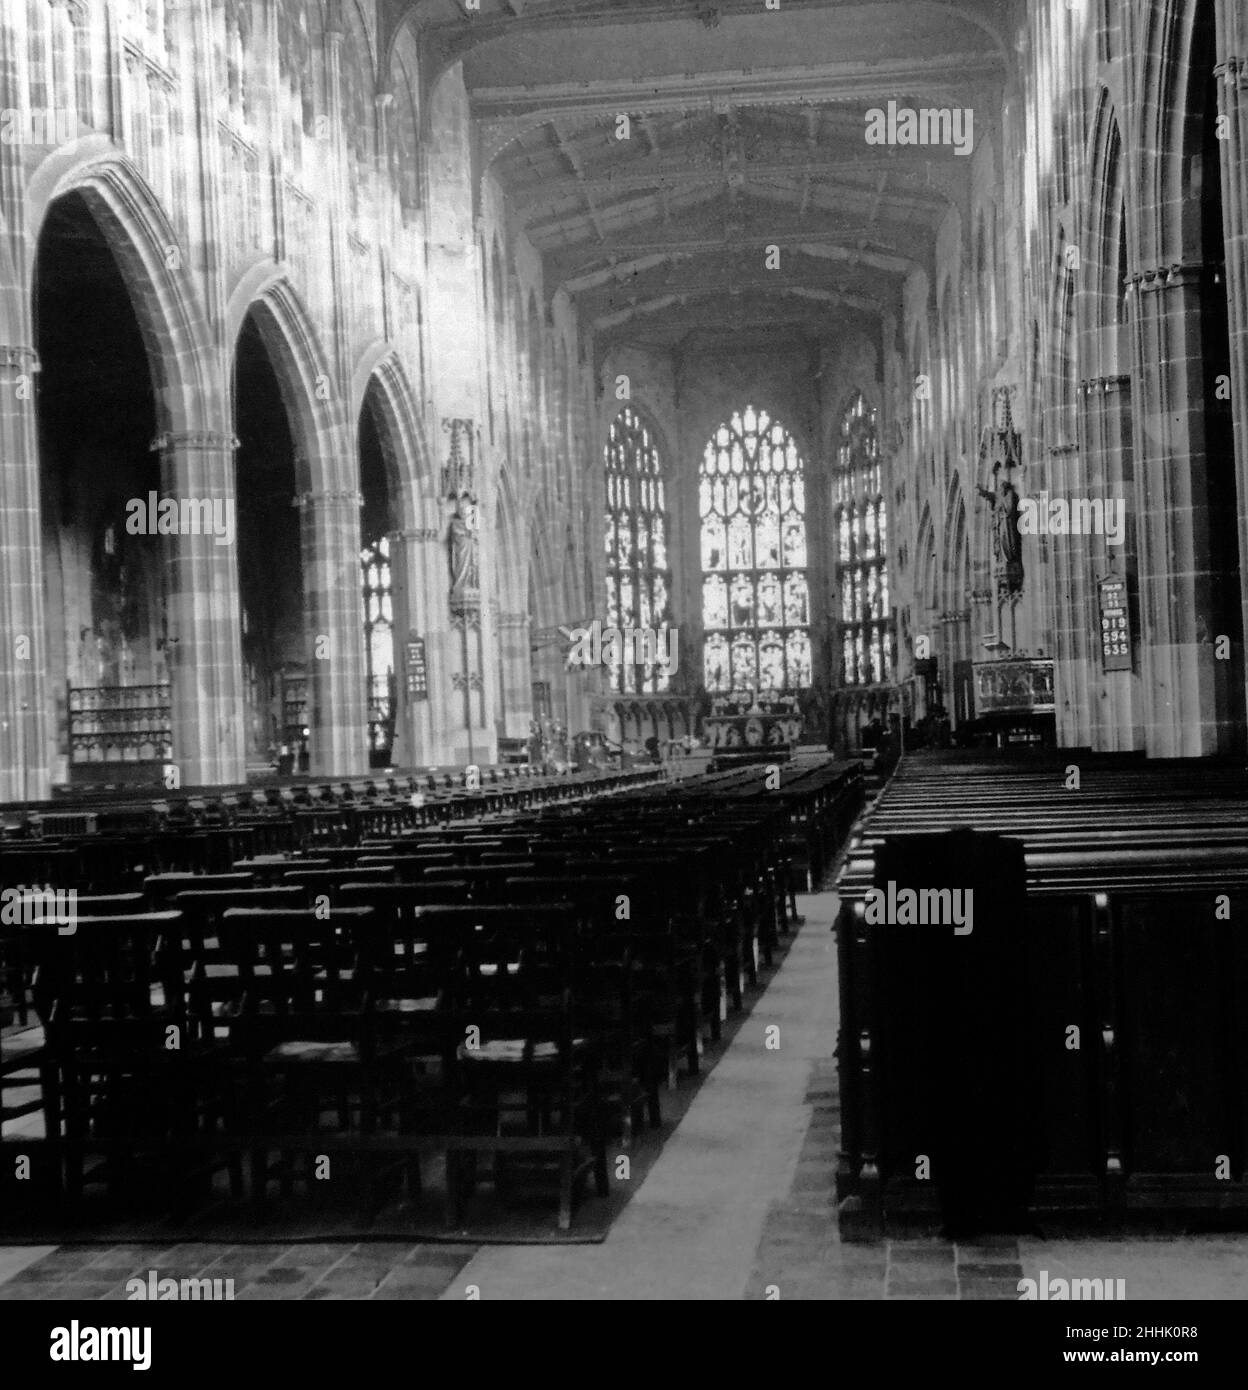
835,392,890,685
361,535,394,752
604,406,672,692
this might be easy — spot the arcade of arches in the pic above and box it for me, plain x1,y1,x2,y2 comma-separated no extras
1,0,1247,802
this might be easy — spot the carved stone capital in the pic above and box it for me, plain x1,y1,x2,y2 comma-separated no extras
1213,57,1247,89
1132,262,1217,293
1080,375,1131,397
0,346,39,371
293,489,364,510
150,431,239,453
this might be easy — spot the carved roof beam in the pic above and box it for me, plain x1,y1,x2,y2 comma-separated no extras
551,118,607,242
469,53,1003,119
589,281,885,329
507,156,959,209
523,181,719,239
595,295,875,338
549,227,922,280
578,264,891,313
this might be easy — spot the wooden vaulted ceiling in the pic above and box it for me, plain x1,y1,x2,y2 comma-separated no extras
395,0,1010,353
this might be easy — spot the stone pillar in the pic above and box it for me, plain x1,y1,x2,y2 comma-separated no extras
387,525,440,769
0,9,49,800
0,344,50,801
1132,262,1237,755
296,485,368,776
497,610,533,739
448,608,490,765
1078,375,1143,750
1045,437,1095,750
154,430,246,786
1214,41,1248,729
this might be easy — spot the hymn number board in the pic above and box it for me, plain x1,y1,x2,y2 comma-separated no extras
405,633,428,700
1097,577,1131,672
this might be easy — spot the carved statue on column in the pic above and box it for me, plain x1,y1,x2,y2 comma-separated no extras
977,386,1024,598
977,466,1023,594
448,491,479,603
442,417,480,614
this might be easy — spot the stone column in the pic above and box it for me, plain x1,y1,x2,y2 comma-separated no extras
1214,41,1248,728
1132,262,1236,755
1044,436,1095,750
1078,375,1143,750
497,610,533,739
0,344,50,801
387,525,440,769
296,485,368,777
448,608,490,765
0,9,49,800
154,430,246,787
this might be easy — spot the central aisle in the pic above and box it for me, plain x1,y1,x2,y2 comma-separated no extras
439,892,842,1301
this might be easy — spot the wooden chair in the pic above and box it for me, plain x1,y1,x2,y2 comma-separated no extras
443,904,608,1230
219,906,415,1219
39,912,236,1212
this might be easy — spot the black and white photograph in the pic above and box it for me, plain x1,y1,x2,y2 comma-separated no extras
0,0,1245,1359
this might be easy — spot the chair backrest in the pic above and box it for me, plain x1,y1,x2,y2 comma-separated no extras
143,871,253,907
173,886,306,915
220,906,374,1015
339,881,473,919
0,847,82,888
74,893,147,917
415,903,576,1008
501,875,644,928
42,912,184,1039
281,866,394,894
422,863,535,902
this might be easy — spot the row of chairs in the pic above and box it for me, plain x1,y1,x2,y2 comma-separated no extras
2,760,863,1228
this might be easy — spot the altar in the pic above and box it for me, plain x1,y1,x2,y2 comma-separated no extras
971,658,1056,746
704,693,803,755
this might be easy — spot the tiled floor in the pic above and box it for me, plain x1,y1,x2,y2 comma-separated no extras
4,888,1248,1300
0,1241,477,1301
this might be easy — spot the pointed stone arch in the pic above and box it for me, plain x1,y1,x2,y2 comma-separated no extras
228,268,347,496
229,271,363,775
27,147,215,434
25,152,239,790
350,342,436,536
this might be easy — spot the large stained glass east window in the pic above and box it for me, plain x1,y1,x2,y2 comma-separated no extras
835,392,891,685
700,406,811,693
604,406,672,693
